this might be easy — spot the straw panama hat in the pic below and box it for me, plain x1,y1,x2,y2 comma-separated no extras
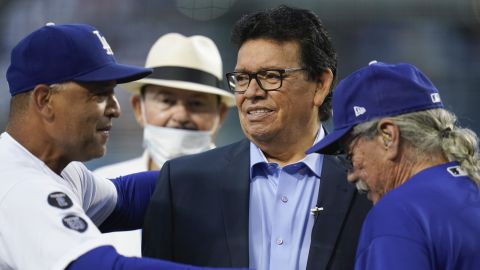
122,33,235,107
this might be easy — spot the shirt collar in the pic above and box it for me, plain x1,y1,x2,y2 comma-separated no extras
249,126,325,179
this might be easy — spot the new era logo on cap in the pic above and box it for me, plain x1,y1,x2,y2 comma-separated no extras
353,106,366,117
6,23,151,96
307,61,445,155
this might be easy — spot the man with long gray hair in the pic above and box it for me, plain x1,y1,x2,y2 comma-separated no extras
309,61,480,269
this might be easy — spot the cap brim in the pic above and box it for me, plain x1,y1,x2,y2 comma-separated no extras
73,63,152,84
121,78,236,107
307,125,352,155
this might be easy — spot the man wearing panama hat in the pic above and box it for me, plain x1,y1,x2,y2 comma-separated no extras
95,33,234,256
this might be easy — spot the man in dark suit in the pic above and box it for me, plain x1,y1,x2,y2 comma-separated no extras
143,5,371,270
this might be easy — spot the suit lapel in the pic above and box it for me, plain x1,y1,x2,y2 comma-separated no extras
307,155,356,270
220,139,251,266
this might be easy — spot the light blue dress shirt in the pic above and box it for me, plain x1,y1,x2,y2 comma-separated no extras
248,128,325,270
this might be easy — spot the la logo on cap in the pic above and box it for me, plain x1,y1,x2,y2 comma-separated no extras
92,30,114,55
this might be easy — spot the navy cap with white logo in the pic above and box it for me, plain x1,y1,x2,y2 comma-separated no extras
6,23,152,96
308,61,444,155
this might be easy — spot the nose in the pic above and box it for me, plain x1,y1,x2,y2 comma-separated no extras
168,102,195,129
106,94,121,118
243,77,267,99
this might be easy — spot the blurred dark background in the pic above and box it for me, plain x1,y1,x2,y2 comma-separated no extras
0,0,478,170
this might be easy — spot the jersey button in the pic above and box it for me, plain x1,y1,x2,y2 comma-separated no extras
281,196,288,203
276,238,284,245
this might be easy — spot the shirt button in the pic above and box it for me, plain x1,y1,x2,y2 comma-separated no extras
276,238,284,245
281,196,288,203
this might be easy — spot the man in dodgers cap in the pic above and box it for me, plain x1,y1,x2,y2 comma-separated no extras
308,61,480,269
0,23,247,270
94,33,235,256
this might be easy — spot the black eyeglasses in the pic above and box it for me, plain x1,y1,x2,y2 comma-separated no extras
225,67,305,94
336,133,361,172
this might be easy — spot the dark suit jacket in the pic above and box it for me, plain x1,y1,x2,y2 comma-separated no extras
143,139,371,270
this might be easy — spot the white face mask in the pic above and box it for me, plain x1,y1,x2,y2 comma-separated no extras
143,125,214,166
140,99,216,166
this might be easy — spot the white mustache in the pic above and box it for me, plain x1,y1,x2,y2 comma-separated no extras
355,180,370,193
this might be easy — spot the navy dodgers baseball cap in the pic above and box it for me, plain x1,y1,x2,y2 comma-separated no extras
307,61,444,155
6,23,152,96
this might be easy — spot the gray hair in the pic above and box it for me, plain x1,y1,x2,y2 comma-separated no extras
351,108,480,185
8,83,66,124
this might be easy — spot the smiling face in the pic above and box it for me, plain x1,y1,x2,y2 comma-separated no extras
48,81,120,162
234,39,328,149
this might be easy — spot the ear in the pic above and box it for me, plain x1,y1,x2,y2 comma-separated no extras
217,103,229,127
313,68,334,107
377,119,400,160
209,103,229,139
31,84,55,121
130,95,145,127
